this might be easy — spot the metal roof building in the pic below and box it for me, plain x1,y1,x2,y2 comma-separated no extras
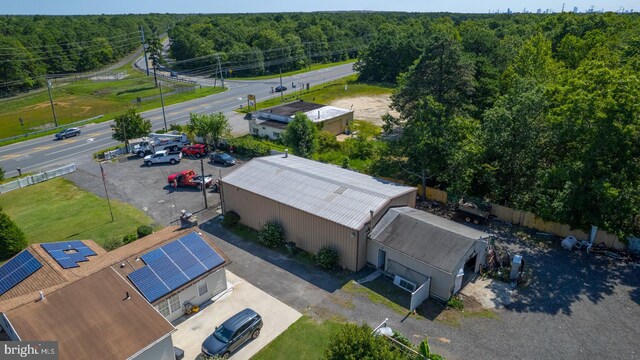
221,154,416,271
367,207,491,302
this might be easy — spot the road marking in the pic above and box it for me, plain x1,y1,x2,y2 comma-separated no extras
0,153,23,160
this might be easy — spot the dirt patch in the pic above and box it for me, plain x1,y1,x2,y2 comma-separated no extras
460,277,514,309
329,95,399,126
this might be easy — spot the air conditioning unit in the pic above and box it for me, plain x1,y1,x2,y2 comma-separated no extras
393,275,416,292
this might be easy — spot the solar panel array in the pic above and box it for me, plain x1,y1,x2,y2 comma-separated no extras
41,241,97,269
128,232,225,302
0,251,43,295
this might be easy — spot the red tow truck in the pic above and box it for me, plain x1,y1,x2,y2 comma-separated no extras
168,170,213,190
181,143,208,158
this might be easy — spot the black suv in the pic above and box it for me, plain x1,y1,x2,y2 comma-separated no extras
202,308,263,359
55,127,81,139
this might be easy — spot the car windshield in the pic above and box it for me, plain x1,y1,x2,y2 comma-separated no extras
213,325,234,343
221,154,231,160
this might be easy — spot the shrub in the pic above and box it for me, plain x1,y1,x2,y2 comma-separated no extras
222,211,240,227
136,225,153,238
103,237,123,251
0,166,5,182
317,130,341,152
391,331,412,348
228,136,271,157
169,123,184,132
341,156,350,169
123,233,138,244
446,295,464,310
324,323,405,360
315,246,340,270
258,221,285,248
0,209,27,260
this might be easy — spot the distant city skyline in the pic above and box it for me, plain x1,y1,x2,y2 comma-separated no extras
1,0,636,15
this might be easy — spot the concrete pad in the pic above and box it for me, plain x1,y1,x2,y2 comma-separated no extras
460,277,513,309
172,270,301,360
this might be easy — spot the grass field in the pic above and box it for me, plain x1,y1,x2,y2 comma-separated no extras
240,74,393,113
234,59,357,80
250,316,341,360
0,177,153,247
0,64,225,141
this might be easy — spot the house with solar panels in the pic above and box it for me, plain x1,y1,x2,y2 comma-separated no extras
1,226,229,328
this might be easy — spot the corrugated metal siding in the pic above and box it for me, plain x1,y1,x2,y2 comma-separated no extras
224,186,360,271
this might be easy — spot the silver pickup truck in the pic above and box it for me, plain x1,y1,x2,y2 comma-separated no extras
143,150,182,166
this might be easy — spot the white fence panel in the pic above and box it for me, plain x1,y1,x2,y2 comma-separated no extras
0,164,76,194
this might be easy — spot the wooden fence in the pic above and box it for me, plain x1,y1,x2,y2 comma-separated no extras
424,186,627,250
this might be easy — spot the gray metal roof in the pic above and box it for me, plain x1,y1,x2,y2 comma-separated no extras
222,155,416,229
370,207,490,274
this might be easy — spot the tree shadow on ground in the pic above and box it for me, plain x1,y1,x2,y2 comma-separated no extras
486,222,640,315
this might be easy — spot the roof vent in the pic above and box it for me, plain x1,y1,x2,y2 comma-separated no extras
120,263,126,268
39,291,44,301
123,291,131,301
284,149,288,158
318,110,320,119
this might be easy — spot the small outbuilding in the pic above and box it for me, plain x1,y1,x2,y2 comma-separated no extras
248,100,353,139
367,207,491,304
221,154,416,271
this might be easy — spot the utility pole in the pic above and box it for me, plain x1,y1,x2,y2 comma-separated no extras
200,158,208,209
140,26,149,76
279,68,284,101
46,78,58,127
122,116,129,153
99,163,114,222
216,54,224,88
561,2,565,12
159,81,168,131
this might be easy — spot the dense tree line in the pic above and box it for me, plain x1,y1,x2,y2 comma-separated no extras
356,12,640,238
0,14,176,96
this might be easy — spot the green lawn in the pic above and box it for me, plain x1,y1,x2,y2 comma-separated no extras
0,177,153,247
233,59,357,80
251,316,341,360
0,62,225,141
239,74,393,113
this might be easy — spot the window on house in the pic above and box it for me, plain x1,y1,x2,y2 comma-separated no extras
168,294,181,313
157,299,170,317
252,128,259,135
198,280,208,296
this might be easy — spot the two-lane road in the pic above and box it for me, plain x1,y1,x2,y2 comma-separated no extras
0,63,355,178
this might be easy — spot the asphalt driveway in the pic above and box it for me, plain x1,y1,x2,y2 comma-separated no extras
66,152,240,226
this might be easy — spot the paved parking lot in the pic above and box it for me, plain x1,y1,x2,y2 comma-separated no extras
172,270,301,360
66,152,241,226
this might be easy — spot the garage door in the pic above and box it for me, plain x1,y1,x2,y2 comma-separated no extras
323,118,344,135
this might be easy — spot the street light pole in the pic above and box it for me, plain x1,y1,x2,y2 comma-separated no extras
159,81,168,131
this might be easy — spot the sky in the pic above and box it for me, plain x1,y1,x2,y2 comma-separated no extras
0,0,636,15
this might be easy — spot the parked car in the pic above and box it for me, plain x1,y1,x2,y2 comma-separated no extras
210,152,236,166
201,308,263,359
182,143,208,158
274,85,287,92
55,127,81,139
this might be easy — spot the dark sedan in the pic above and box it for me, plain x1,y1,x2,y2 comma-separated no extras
274,85,287,92
210,152,237,166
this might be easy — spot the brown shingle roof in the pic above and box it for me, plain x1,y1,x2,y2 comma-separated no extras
5,267,174,360
0,226,229,311
0,240,106,302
